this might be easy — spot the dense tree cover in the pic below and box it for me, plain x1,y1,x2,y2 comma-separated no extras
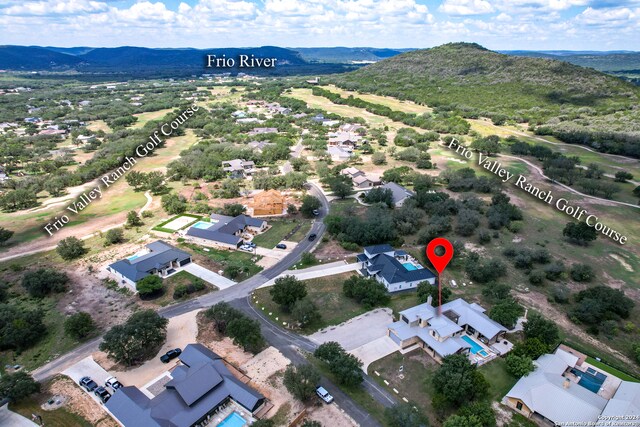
300,195,321,217
394,127,438,147
291,298,322,328
384,403,430,427
314,341,363,386
569,264,595,282
523,313,559,347
470,135,501,156
226,316,266,354
465,253,507,283
342,276,390,308
572,286,634,331
0,372,40,402
502,246,551,270
417,281,451,305
505,353,535,378
0,227,14,245
441,168,499,194
136,275,164,297
100,310,168,366
364,187,394,207
326,175,353,199
0,304,47,351
173,277,206,299
563,221,597,245
283,364,321,402
489,299,524,329
56,236,88,260
162,193,188,215
432,354,488,408
311,87,470,134
512,337,550,360
270,275,307,312
64,312,96,340
325,204,397,246
21,268,68,298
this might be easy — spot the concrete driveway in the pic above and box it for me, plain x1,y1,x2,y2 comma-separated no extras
62,356,111,407
183,263,236,290
307,308,398,373
258,261,359,288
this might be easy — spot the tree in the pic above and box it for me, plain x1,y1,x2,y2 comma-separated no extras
222,203,246,217
505,354,534,378
458,402,496,427
0,372,40,402
0,304,46,351
372,152,386,165
570,264,595,282
633,185,640,198
489,299,524,329
512,337,549,359
470,135,501,156
572,285,634,329
125,170,147,190
523,313,559,346
100,310,168,366
104,228,125,245
0,227,14,245
342,276,390,308
432,354,488,407
252,421,275,427
21,269,68,298
220,179,241,198
205,302,243,334
162,193,187,214
563,222,597,245
136,275,163,297
126,210,143,227
328,176,352,199
270,276,307,312
291,298,322,328
300,195,321,217
226,316,265,354
364,188,394,208
614,171,633,182
283,364,321,402
314,342,363,386
417,281,451,304
64,312,96,340
443,415,483,427
385,403,430,427
287,203,298,215
56,236,87,260
145,171,167,195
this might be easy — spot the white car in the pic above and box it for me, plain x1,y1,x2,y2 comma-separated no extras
316,386,334,403
239,245,253,252
105,376,122,391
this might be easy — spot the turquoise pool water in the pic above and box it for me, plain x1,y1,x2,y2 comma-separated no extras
402,262,421,271
217,412,247,427
571,368,607,393
127,254,140,261
461,335,487,356
192,221,212,230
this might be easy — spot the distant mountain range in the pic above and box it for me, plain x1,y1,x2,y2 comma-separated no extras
0,45,638,78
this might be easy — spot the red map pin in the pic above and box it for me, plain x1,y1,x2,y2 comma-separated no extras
426,238,454,315
426,238,454,274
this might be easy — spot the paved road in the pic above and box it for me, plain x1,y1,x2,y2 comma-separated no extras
232,297,396,427
31,182,329,379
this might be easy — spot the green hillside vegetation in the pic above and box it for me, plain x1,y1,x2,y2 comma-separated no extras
334,43,640,157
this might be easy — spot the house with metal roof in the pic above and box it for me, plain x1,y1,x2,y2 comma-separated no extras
598,381,640,424
106,344,265,427
184,214,267,250
387,298,509,363
107,241,192,291
377,182,415,207
357,244,435,292
503,348,610,425
222,159,256,179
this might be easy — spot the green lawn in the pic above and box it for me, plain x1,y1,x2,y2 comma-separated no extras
146,270,217,307
252,219,310,248
479,357,519,402
180,243,263,281
586,357,639,382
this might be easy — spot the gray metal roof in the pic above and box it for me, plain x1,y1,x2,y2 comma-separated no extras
106,344,265,427
186,214,264,245
599,382,640,424
108,241,191,283
363,244,394,255
365,253,435,284
380,182,415,205
185,227,241,246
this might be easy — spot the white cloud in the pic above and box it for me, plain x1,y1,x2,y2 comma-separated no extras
577,5,638,25
439,0,494,16
3,0,108,16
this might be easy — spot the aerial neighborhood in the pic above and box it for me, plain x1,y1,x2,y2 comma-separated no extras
0,41,639,427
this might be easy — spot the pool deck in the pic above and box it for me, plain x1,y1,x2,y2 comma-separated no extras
207,399,256,427
579,361,622,400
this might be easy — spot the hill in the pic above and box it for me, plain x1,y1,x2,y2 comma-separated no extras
294,47,412,63
333,43,640,157
0,45,83,69
502,50,640,73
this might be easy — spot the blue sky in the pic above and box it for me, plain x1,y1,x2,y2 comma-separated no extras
0,0,638,50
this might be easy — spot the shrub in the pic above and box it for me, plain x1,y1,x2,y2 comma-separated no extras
64,312,96,340
21,269,68,298
104,228,125,245
56,237,88,260
136,275,163,297
570,264,595,282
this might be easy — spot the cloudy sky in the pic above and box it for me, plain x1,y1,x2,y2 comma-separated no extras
0,0,638,50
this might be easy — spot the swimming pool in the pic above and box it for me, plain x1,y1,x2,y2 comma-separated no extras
127,254,140,261
192,221,212,230
461,335,488,356
571,368,607,393
402,262,421,271
217,412,247,427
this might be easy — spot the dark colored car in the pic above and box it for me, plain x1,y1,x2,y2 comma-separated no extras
308,233,317,241
94,387,111,403
79,376,98,392
160,348,182,363
275,243,287,249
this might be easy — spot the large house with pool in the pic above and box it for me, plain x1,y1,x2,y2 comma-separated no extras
183,214,267,250
106,343,266,427
357,244,436,292
387,298,510,364
107,240,192,291
503,346,640,426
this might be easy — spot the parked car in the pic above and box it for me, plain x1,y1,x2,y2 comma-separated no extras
312,209,320,216
308,233,317,241
94,387,111,403
275,243,287,249
160,348,182,363
79,376,98,392
247,242,256,248
316,386,334,403
239,245,253,252
105,377,122,391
